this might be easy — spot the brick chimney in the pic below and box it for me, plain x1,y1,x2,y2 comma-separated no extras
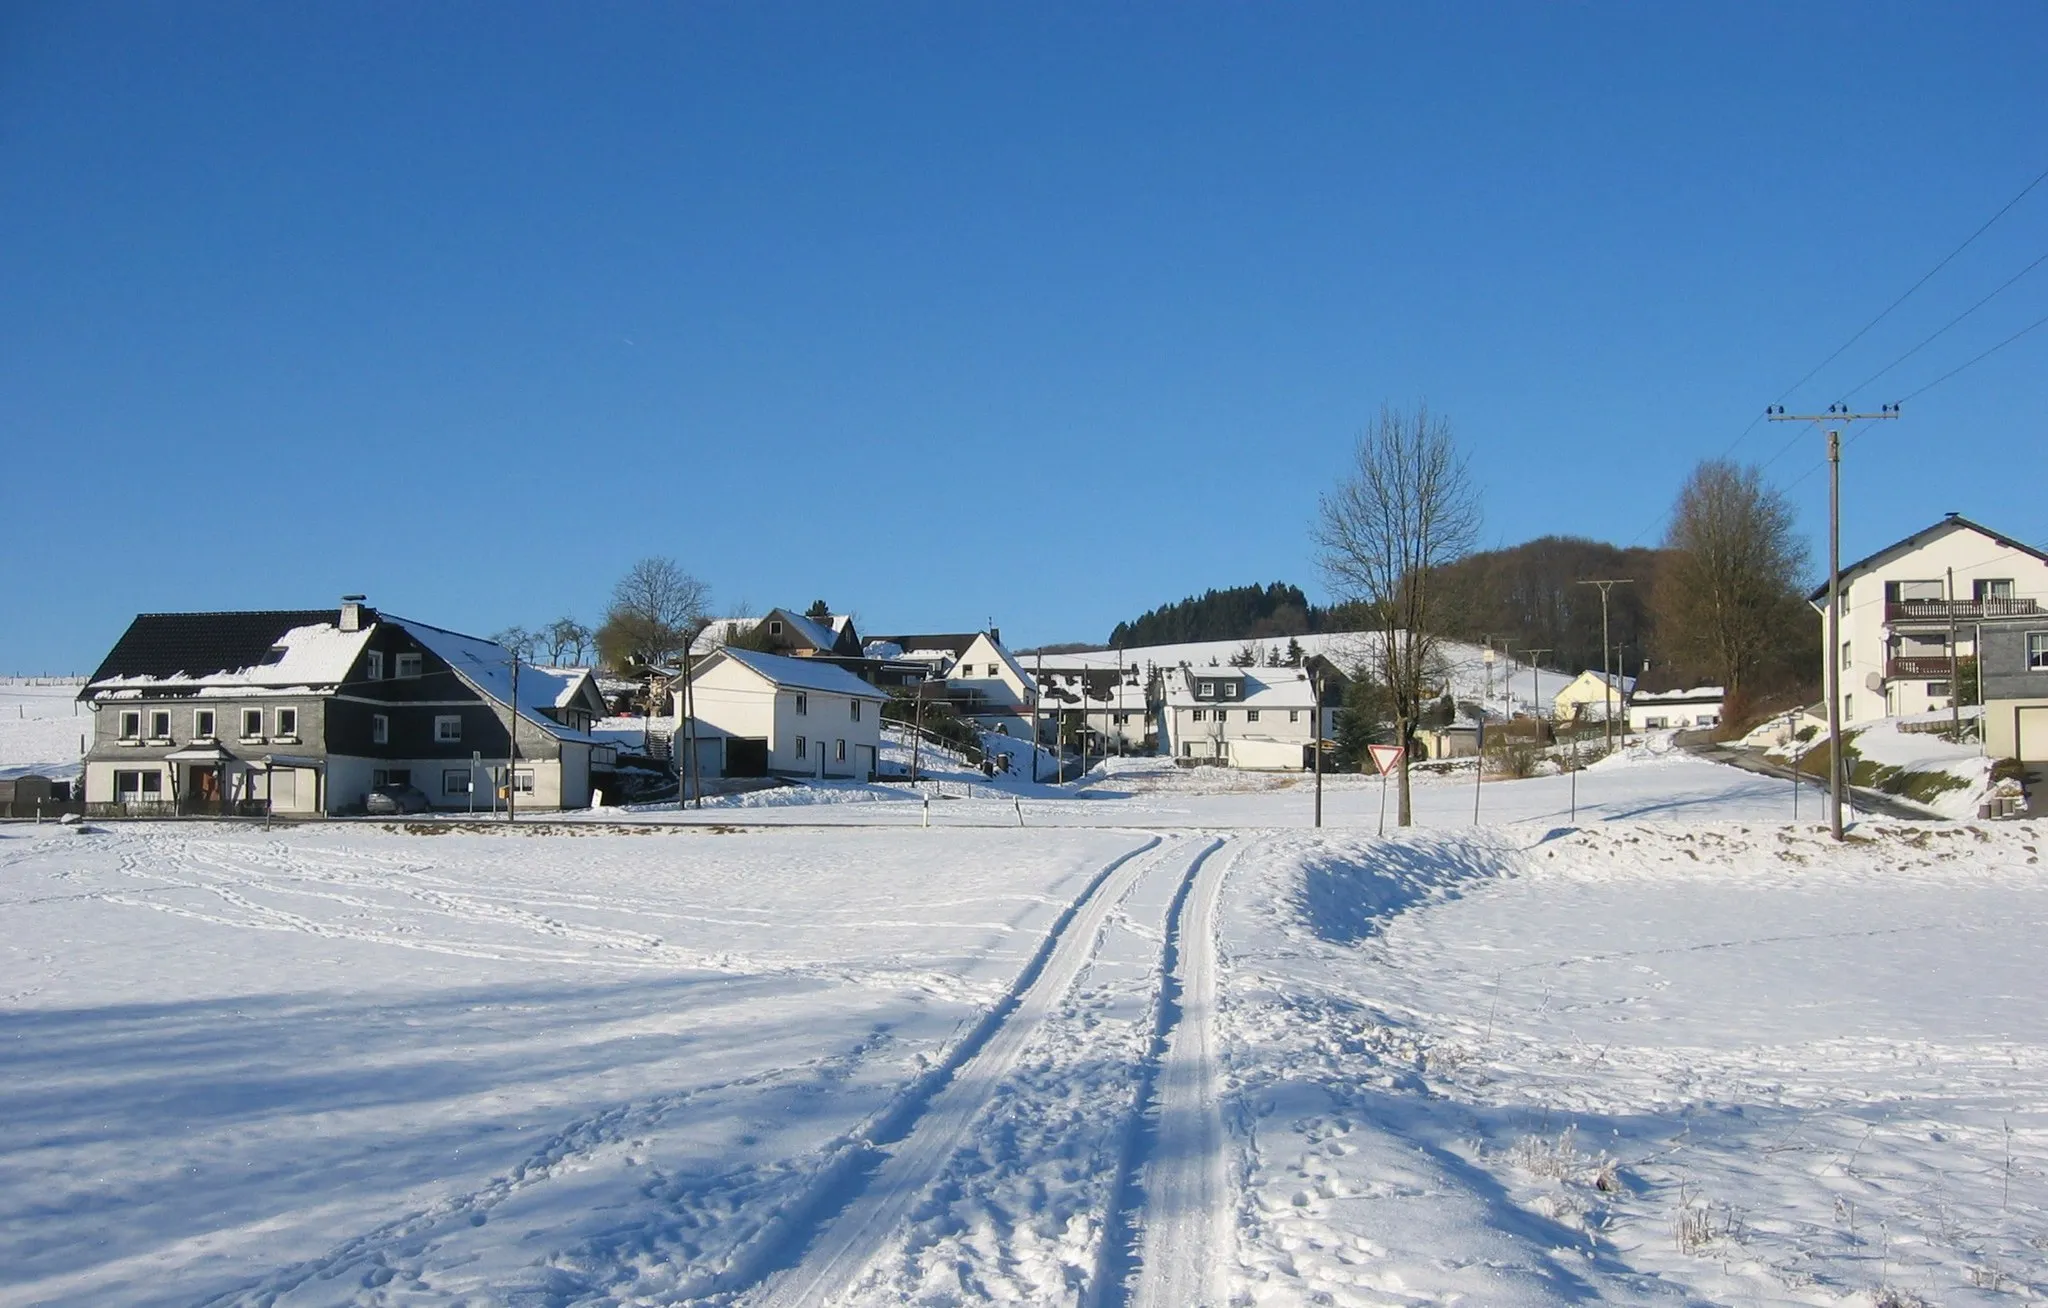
340,594,368,632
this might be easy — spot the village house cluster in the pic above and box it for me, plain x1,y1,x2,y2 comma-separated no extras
49,510,2048,816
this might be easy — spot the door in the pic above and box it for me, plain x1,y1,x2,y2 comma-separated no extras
2019,706,2048,762
189,766,221,814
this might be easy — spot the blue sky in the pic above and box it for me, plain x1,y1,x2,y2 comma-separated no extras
4,3,2045,671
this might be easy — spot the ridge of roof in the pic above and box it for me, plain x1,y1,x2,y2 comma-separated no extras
1806,514,2048,602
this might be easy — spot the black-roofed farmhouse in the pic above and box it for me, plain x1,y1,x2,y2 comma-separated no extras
78,598,615,815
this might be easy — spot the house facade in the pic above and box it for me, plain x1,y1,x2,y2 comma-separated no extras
1035,664,1153,753
1552,670,1634,722
1625,667,1726,732
79,600,613,815
1979,613,2048,764
939,632,1040,740
677,647,888,781
1815,513,2048,727
1158,665,1337,769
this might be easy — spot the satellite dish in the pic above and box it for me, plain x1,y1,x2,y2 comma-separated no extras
1864,672,1883,692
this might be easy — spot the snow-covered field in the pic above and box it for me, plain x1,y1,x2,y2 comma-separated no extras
4,703,2044,1306
0,678,88,779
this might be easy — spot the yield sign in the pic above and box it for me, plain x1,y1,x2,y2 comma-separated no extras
1368,743,1404,776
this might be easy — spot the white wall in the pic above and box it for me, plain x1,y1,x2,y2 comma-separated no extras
949,634,1035,712
1830,523,2048,725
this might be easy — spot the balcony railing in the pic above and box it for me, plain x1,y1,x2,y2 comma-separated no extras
1886,655,1953,678
1885,597,2042,623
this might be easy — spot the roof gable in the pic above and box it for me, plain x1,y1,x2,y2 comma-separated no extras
1810,514,2048,601
705,647,890,698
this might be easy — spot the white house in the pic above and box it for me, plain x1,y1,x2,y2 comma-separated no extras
1552,670,1634,723
1158,664,1336,769
1035,664,1153,753
942,632,1040,739
1625,666,1726,733
1814,513,2048,727
678,647,889,782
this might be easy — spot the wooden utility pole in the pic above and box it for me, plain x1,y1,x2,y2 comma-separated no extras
1947,566,1963,742
506,654,519,824
1768,403,1900,840
1311,666,1323,828
1576,580,1633,754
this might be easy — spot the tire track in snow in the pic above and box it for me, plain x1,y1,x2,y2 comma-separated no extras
1094,835,1237,1308
735,834,1176,1308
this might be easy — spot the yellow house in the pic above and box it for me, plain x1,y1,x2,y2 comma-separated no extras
1551,670,1633,723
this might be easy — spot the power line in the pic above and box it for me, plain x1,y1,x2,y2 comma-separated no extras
1896,307,2048,404
1838,250,2048,402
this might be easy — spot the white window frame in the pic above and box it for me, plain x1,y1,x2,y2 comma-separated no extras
435,715,462,743
795,735,807,759
119,710,142,741
367,650,385,680
1199,681,1214,697
371,714,389,745
149,710,172,740
241,708,263,740
275,707,299,740
795,692,808,716
1224,683,1238,698
193,708,216,739
850,699,861,721
1289,709,1300,723
770,620,784,637
444,769,471,795
395,652,423,680
836,738,847,762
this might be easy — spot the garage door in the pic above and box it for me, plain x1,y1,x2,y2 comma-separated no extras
2020,706,2048,762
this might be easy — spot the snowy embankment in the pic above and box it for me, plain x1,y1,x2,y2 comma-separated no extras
0,678,87,779
1219,820,2048,1306
1751,710,1997,819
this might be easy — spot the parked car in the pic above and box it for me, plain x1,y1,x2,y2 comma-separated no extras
364,784,431,815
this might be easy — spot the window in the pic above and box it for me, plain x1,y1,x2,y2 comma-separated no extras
1215,709,1228,722
115,770,162,799
259,645,288,666
850,699,861,722
989,664,999,676
193,709,216,738
372,714,389,744
1926,681,1951,697
1191,709,1205,722
795,693,808,715
367,651,385,680
1199,681,1214,696
836,739,847,761
1289,709,1300,723
1113,713,1128,725
1698,715,1719,727
443,769,471,795
118,711,141,741
1842,695,1854,720
489,766,533,793
372,768,412,788
435,715,462,743
395,653,423,679
770,620,784,636
1247,709,1260,722
275,707,299,739
1976,578,2015,602
149,710,171,739
1224,683,1238,698
796,735,807,758
241,708,263,739
2029,633,2048,671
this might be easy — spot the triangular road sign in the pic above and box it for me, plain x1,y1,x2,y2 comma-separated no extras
1368,743,1404,776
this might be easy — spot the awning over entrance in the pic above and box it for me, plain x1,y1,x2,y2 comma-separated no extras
163,744,231,763
259,754,324,769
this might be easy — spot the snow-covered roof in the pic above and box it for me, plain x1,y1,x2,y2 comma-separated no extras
957,634,1036,691
703,647,890,699
87,619,373,694
387,618,601,742
1164,666,1319,710
772,609,840,653
1632,685,1726,704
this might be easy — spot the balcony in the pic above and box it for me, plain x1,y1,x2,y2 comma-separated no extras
1885,597,2043,624
1885,655,1953,678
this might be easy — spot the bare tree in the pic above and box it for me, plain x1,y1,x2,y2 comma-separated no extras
542,617,593,667
595,557,711,673
1312,404,1480,825
1652,460,1809,695
491,625,539,661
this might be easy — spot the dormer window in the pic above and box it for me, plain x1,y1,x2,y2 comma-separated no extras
1199,681,1214,697
396,653,423,679
1223,683,1238,698
367,651,385,681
